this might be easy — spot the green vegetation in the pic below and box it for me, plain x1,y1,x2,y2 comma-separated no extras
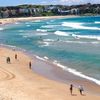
0,3,100,18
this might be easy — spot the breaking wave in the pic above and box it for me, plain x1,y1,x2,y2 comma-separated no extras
35,55,46,61
26,25,31,27
53,61,100,85
41,25,60,28
54,31,71,36
94,21,100,24
72,34,100,40
33,55,100,86
62,22,100,30
0,28,4,31
43,39,55,42
36,29,47,32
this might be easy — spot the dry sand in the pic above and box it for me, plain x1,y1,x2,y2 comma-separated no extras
0,47,99,100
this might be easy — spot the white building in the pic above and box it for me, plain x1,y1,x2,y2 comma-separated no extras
70,8,79,15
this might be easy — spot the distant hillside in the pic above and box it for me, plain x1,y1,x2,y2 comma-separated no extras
0,3,100,18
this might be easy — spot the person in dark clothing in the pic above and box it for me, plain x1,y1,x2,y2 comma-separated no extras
8,57,10,63
70,84,73,95
6,57,11,63
29,61,32,69
15,54,17,60
6,57,8,63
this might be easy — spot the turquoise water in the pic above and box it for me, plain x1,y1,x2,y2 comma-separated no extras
0,16,100,84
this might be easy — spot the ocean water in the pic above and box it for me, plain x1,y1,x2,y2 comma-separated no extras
0,16,100,85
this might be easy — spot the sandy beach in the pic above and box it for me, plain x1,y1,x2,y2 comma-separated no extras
0,16,100,99
0,15,78,24
0,47,99,100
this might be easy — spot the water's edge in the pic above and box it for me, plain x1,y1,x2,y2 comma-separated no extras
0,44,100,96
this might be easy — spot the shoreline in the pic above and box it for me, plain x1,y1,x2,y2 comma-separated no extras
1,43,100,96
0,46,100,99
0,16,100,99
0,15,79,24
0,15,100,25
29,55,100,96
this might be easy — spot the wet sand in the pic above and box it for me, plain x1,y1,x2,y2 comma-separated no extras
31,56,100,95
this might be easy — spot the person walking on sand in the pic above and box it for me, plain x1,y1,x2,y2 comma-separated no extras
29,61,32,69
6,57,9,63
15,54,17,60
6,57,11,63
8,57,11,63
70,84,73,95
78,85,84,95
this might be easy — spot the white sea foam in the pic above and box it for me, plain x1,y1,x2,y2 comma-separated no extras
35,56,46,61
14,22,20,24
44,56,49,60
43,39,55,42
54,31,70,36
19,30,24,32
72,34,100,40
95,21,100,24
22,35,28,38
0,44,17,48
62,22,100,30
64,40,99,44
25,22,32,24
26,25,31,27
64,40,88,44
53,61,100,85
20,33,34,38
36,33,48,36
53,60,58,63
41,25,59,28
42,42,50,46
0,28,4,31
38,41,50,47
91,41,99,44
36,29,47,32
21,33,48,38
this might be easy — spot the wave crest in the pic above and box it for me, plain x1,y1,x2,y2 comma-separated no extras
95,21,100,24
72,34,100,40
0,28,4,31
54,31,70,36
53,61,100,85
62,22,100,30
36,29,47,32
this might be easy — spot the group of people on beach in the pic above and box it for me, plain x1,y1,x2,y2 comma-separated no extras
6,54,17,63
6,49,85,97
6,53,32,69
70,84,84,96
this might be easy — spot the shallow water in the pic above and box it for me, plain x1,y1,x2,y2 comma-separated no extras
0,16,100,85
